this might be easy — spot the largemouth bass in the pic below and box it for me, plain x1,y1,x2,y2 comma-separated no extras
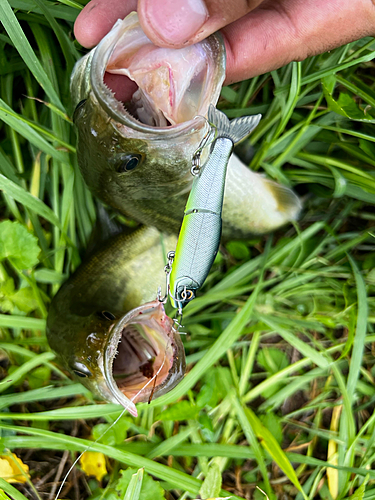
71,12,301,239
47,224,183,417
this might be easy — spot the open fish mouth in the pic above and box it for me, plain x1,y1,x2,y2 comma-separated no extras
104,300,185,416
90,11,225,129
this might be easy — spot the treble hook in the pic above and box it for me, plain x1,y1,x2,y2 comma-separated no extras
173,307,184,333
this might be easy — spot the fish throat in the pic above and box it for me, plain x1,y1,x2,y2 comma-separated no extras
106,302,184,405
92,12,224,128
113,322,171,400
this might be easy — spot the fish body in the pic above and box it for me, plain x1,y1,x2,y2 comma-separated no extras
169,106,261,309
47,224,183,416
71,12,301,239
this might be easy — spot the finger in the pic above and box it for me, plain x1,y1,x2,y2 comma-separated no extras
74,0,137,48
137,0,264,48
221,0,375,85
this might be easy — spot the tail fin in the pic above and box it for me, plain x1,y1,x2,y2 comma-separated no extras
208,104,261,144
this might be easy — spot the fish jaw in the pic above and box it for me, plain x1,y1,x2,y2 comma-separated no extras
103,300,185,414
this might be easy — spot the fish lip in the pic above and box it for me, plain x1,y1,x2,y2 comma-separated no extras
103,299,182,415
90,12,225,136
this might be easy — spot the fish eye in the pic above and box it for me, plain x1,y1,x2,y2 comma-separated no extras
117,154,142,173
98,310,116,321
181,289,195,301
73,98,87,123
71,361,92,378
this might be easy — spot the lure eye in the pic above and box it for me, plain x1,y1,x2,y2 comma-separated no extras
98,311,116,321
117,155,141,173
181,289,194,301
71,361,92,378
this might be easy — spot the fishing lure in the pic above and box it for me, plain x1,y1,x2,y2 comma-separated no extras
168,105,261,311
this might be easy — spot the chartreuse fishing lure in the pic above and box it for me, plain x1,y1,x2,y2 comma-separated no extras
168,105,262,312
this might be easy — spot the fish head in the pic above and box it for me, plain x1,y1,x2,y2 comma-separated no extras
71,12,225,222
48,299,185,417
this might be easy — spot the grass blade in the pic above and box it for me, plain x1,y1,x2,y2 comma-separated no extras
0,0,64,110
0,174,62,228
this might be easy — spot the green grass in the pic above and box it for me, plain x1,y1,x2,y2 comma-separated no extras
0,1,375,499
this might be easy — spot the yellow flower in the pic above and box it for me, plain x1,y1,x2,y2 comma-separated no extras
80,452,107,481
0,453,30,483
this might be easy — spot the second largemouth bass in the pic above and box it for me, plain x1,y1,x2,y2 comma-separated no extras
47,223,183,417
71,12,301,239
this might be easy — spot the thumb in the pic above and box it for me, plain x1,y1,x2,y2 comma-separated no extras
138,0,264,48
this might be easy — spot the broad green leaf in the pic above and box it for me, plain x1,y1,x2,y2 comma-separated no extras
199,463,222,499
349,479,368,500
124,468,144,500
323,80,375,122
146,426,194,459
116,468,165,500
257,348,289,374
260,413,283,445
0,221,40,269
256,348,290,398
226,241,250,260
92,420,129,446
159,401,199,421
0,285,39,314
260,316,330,369
27,366,51,390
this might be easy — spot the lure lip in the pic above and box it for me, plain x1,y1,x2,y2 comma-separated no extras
90,12,226,136
103,299,184,416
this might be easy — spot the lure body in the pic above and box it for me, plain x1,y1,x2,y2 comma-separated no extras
169,106,261,309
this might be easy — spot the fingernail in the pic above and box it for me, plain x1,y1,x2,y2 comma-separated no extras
143,0,209,45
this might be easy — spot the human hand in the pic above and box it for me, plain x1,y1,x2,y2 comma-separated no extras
75,0,375,88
